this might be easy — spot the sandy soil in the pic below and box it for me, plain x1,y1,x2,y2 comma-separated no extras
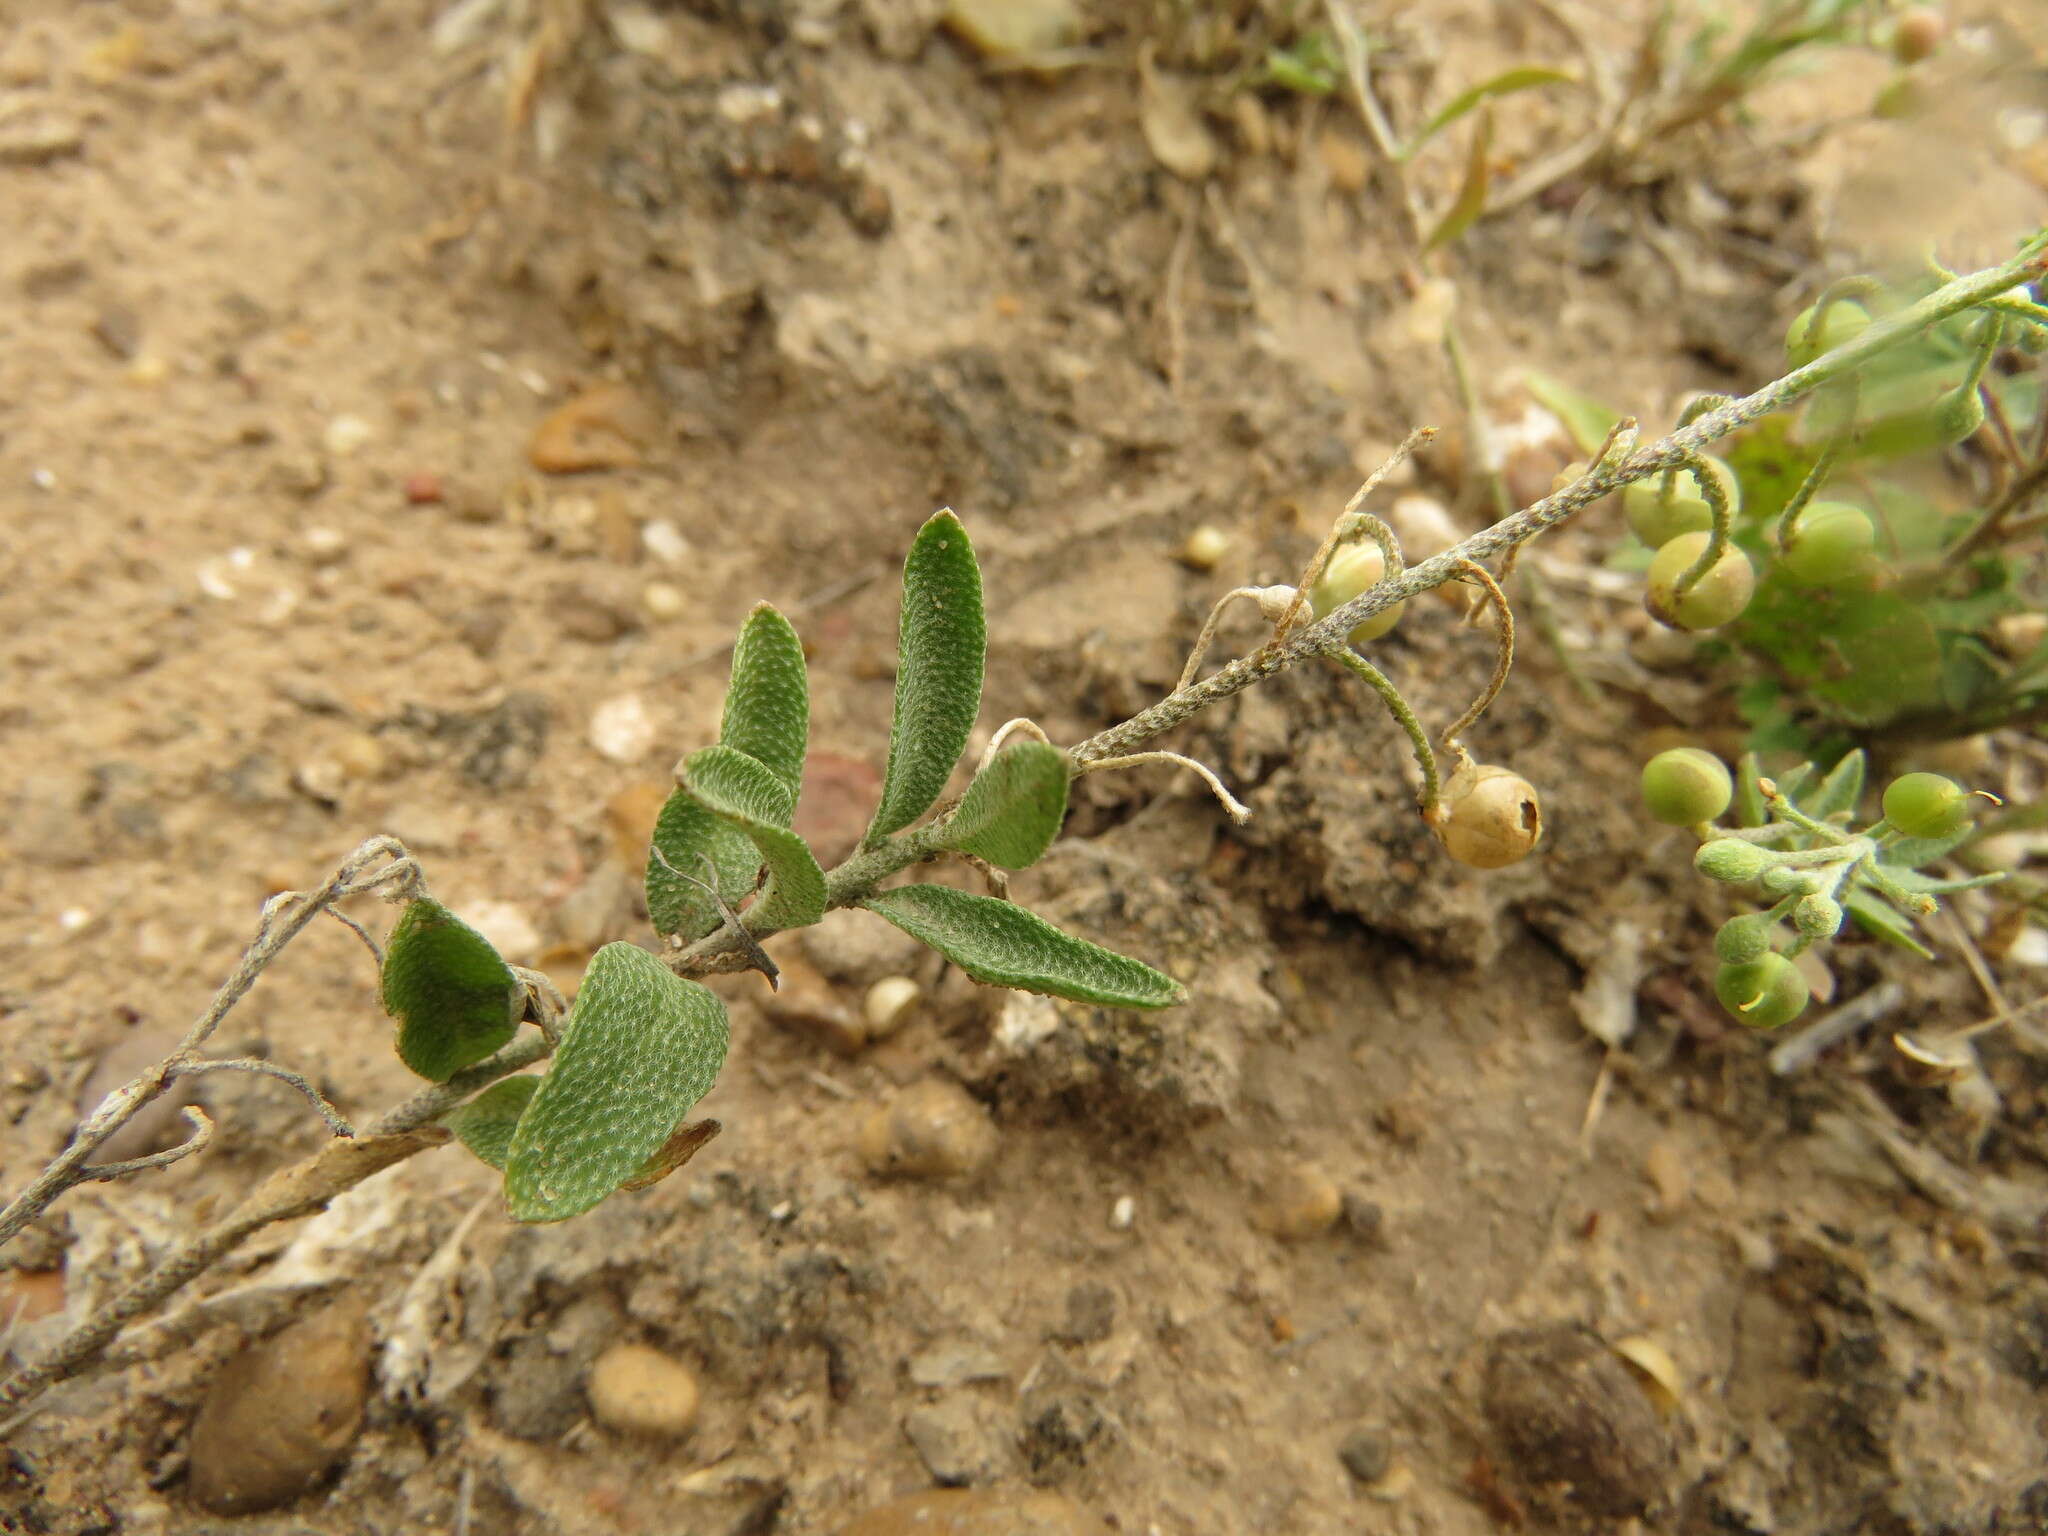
4,1,2048,1532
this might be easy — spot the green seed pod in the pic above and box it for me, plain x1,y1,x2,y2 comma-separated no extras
1310,542,1405,644
1778,502,1879,588
1715,913,1773,965
1882,771,1973,839
1785,298,1872,370
1714,954,1811,1030
1622,457,1738,550
1932,386,1985,445
1696,838,1772,883
1794,893,1844,940
1646,533,1755,631
1761,866,1822,896
1429,762,1543,870
1641,747,1733,827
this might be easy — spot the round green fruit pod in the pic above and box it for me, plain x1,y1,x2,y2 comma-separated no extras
1882,771,1972,839
1310,542,1404,644
1645,533,1755,631
1623,457,1738,549
1714,953,1810,1030
1777,501,1878,588
1641,747,1733,827
1785,298,1872,370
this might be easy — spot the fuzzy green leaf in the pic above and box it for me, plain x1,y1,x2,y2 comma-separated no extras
504,943,730,1224
863,885,1184,1010
938,742,1070,871
1843,888,1934,959
1401,66,1574,160
1734,751,1768,828
445,1076,539,1171
867,511,986,845
1806,748,1865,822
380,898,523,1082
646,789,760,940
1881,824,1977,870
1523,372,1622,459
1878,866,2003,898
681,745,826,930
1422,103,1493,253
720,603,809,803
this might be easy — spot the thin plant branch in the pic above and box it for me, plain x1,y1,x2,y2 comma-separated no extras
326,907,384,967
169,1059,356,1138
78,1108,216,1182
976,716,1055,776
1179,587,1291,691
1079,751,1252,824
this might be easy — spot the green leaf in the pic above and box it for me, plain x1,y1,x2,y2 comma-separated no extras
1401,66,1574,159
1422,104,1493,253
1881,824,1977,870
1842,888,1934,959
1805,749,1865,822
1878,866,2002,897
680,745,826,930
1734,752,1768,828
380,898,523,1082
444,1076,539,1171
938,742,1071,870
863,885,1184,1010
646,789,760,940
504,943,730,1224
720,603,809,803
1522,372,1621,458
868,510,986,845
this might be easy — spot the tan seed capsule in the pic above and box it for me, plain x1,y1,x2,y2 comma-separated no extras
1427,763,1543,869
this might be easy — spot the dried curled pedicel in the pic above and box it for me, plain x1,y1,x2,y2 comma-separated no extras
1428,762,1542,869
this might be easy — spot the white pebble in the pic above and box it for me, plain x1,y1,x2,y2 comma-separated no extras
300,527,349,564
322,414,374,457
641,581,687,621
862,976,922,1039
1109,1195,1136,1230
461,900,542,964
641,519,691,565
30,467,56,490
58,907,91,933
589,694,656,764
2010,926,2048,967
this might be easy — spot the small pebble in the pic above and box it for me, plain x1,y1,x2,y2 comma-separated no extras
187,1296,372,1515
862,976,922,1039
300,526,348,564
1481,1325,1674,1518
589,693,656,764
1177,526,1229,572
91,305,141,359
641,580,687,621
1253,1158,1342,1240
859,1079,998,1180
322,414,374,457
586,1342,700,1439
528,384,657,473
1338,1428,1392,1485
1109,1195,1136,1230
402,471,444,505
641,518,692,565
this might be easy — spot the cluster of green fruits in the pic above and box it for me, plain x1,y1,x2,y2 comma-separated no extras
1640,746,1993,1030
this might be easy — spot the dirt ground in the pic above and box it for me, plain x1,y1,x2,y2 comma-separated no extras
4,1,2048,1532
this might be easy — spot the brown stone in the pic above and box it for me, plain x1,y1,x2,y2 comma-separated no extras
188,1296,372,1514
